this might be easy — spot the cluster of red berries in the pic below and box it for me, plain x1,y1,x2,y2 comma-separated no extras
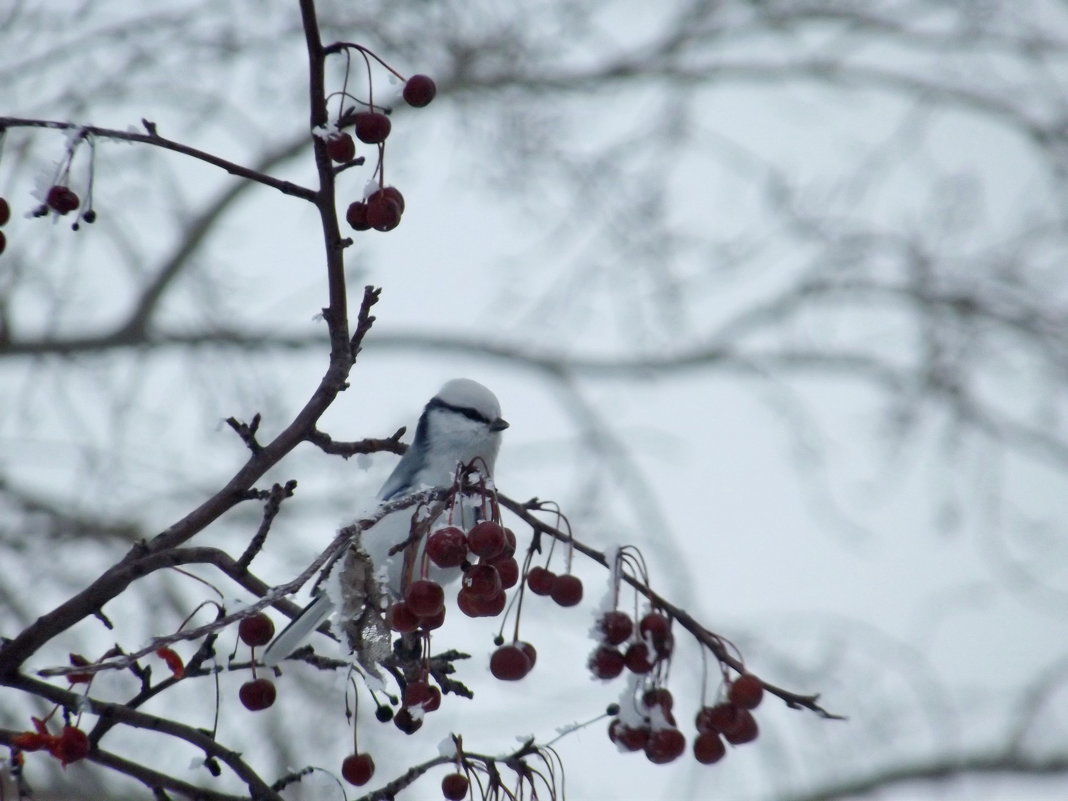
589,609,672,679
236,613,277,712
607,673,764,766
346,185,405,233
0,196,9,255
390,673,444,736
525,564,584,606
385,520,519,637
476,531,588,681
11,719,90,767
327,73,435,164
46,185,79,215
27,183,98,232
489,639,538,681
330,67,436,235
691,675,763,763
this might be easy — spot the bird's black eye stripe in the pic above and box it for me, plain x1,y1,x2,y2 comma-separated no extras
428,397,492,425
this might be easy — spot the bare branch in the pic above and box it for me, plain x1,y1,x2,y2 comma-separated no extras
0,117,317,202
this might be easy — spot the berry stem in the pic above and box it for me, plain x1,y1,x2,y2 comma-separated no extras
331,43,406,83
339,48,352,124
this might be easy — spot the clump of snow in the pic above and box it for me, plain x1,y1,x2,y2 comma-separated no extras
311,122,340,140
615,674,646,728
437,736,459,759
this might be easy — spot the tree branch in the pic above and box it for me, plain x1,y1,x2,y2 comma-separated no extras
0,117,316,202
3,674,283,801
781,749,1068,801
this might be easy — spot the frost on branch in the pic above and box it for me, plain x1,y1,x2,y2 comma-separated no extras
337,539,392,679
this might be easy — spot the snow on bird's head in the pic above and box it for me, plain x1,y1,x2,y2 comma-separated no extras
434,378,502,421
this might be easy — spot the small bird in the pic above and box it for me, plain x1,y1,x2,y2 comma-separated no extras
262,378,508,666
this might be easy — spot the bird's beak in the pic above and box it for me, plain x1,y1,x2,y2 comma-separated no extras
490,417,510,432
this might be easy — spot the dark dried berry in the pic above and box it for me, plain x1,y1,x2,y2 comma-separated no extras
526,566,555,595
354,111,392,144
441,772,469,800
365,192,401,231
598,611,634,645
46,186,80,215
239,678,276,711
341,752,375,786
549,574,583,607
490,644,531,680
238,613,275,647
326,132,356,162
346,201,371,231
729,674,764,709
403,74,437,107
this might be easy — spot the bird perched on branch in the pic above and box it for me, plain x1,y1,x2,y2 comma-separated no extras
262,378,508,666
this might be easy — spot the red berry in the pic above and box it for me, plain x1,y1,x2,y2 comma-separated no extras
380,185,405,214
403,74,437,108
326,132,355,163
418,606,446,630
46,186,79,215
598,611,634,645
642,688,674,714
463,564,501,598
489,644,531,680
474,588,506,617
723,710,759,744
693,731,726,764
639,611,671,640
487,555,519,589
549,574,583,607
526,566,555,595
346,200,371,231
394,706,423,735
441,772,469,800
624,642,654,674
239,678,276,711
354,111,392,144
386,601,420,633
467,521,506,559
516,641,537,669
405,580,444,618
457,585,504,617
0,197,10,226
238,613,275,647
365,192,402,231
403,680,432,708
426,526,468,568
645,728,686,764
341,752,375,786
639,612,673,658
729,673,764,710
456,586,482,617
55,726,90,765
502,527,517,557
608,719,650,752
695,703,744,736
423,684,442,712
588,645,625,680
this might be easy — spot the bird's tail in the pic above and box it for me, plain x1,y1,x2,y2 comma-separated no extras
262,594,335,666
